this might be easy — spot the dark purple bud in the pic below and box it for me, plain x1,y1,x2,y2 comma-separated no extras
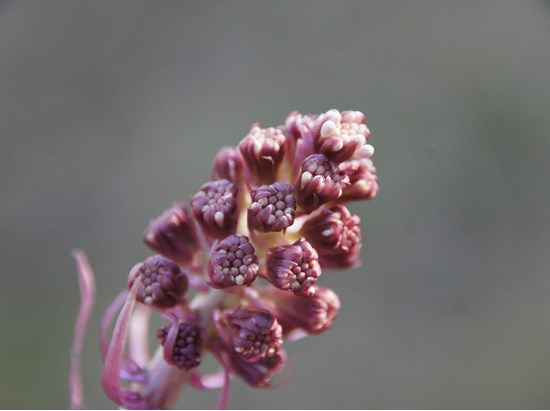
265,238,321,297
214,307,282,363
225,348,286,388
157,322,202,370
211,146,245,183
143,202,201,266
339,158,379,201
208,235,259,288
238,124,287,185
191,179,238,239
248,182,296,232
296,154,350,211
301,205,362,268
269,286,340,335
127,255,188,309
313,109,372,163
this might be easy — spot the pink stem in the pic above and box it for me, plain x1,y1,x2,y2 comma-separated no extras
70,250,96,410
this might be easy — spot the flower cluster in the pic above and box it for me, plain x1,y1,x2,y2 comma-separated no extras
71,109,378,409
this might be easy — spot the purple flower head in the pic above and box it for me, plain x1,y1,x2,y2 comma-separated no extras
269,286,341,336
339,158,379,201
157,322,202,370
211,146,244,183
223,346,287,388
248,182,296,232
266,238,321,297
143,202,201,267
313,109,372,163
191,179,238,239
215,307,282,363
208,235,259,288
302,205,362,269
72,108,378,410
296,154,350,211
127,255,188,309
238,124,287,185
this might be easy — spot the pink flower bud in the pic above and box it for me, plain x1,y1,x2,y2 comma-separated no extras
269,286,340,335
127,255,188,309
208,235,259,288
248,182,296,232
265,238,321,297
238,124,287,185
224,348,286,388
214,307,282,363
339,158,379,201
191,179,238,239
157,322,202,370
143,202,201,266
313,109,372,163
211,146,244,183
301,205,362,268
296,154,350,211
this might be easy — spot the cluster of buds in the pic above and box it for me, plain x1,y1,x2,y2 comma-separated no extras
71,109,378,409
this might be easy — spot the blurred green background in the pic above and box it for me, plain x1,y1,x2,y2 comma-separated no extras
1,0,550,408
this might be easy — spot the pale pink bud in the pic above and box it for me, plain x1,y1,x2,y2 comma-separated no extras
265,238,321,297
127,255,188,309
211,146,244,183
238,124,287,184
248,182,296,232
313,109,372,163
339,158,379,201
208,235,259,288
269,286,340,335
143,202,201,266
296,154,350,211
301,205,362,268
157,322,202,370
214,307,282,363
191,179,238,239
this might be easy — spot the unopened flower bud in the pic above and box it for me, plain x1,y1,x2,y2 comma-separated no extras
214,307,282,362
238,124,286,184
339,158,379,201
296,154,350,211
157,322,202,370
265,238,321,297
211,146,244,183
127,255,188,309
143,202,201,266
208,235,259,288
269,286,340,335
191,179,238,239
248,182,296,232
301,205,362,268
224,348,286,388
314,109,372,163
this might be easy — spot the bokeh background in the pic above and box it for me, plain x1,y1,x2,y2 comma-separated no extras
1,0,550,409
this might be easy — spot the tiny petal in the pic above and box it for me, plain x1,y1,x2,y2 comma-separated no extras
248,182,296,232
224,348,286,388
158,322,202,370
265,238,321,297
268,286,340,335
191,179,238,239
127,255,188,309
238,124,287,185
214,307,283,363
208,235,259,288
301,205,362,268
295,154,350,211
143,202,201,266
